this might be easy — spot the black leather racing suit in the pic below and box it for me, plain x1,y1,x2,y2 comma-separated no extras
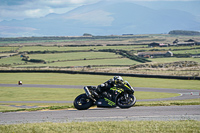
96,78,123,97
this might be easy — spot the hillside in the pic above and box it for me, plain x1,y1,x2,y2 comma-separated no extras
0,1,200,37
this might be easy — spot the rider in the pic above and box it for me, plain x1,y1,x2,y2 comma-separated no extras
94,76,124,98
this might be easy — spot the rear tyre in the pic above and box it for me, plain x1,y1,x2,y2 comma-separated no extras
117,93,136,109
73,94,93,110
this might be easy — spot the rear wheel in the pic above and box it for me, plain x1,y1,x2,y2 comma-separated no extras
73,94,93,110
117,93,136,109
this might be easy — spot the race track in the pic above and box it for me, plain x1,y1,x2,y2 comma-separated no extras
0,84,199,103
0,84,200,124
1,105,200,124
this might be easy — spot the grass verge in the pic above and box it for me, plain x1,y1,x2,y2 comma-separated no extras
0,120,199,132
0,87,180,101
0,87,84,101
0,86,180,112
136,98,200,106
1,105,74,113
1,98,199,113
0,73,200,90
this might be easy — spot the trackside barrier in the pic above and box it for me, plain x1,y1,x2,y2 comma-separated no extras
190,92,200,95
0,70,200,80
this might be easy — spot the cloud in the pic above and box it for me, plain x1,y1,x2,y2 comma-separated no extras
0,0,198,22
65,10,114,26
0,0,100,21
0,26,37,31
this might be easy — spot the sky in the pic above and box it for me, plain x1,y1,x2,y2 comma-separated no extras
0,0,101,22
0,0,198,22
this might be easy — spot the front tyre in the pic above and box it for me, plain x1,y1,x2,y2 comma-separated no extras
73,93,93,110
117,93,136,109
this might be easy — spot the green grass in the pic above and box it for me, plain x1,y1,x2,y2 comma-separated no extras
135,91,180,100
1,105,74,113
0,73,199,90
0,38,106,44
0,87,179,101
0,87,84,101
150,57,200,63
2,45,200,68
0,86,180,112
125,76,200,90
27,52,122,62
0,73,199,112
1,52,139,67
0,105,18,111
0,121,199,132
0,102,73,107
1,98,199,112
19,45,146,52
0,47,19,52
132,45,200,53
18,45,200,52
16,58,138,67
136,98,200,106
173,49,200,54
0,37,130,44
0,56,24,65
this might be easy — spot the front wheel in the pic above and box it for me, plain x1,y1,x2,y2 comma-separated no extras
73,94,93,110
117,93,136,109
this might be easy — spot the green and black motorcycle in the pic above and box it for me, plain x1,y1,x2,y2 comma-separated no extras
73,81,136,110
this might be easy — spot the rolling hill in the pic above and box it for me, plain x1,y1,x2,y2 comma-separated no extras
0,1,199,37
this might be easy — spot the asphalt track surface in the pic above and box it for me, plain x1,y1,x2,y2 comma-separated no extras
0,84,200,124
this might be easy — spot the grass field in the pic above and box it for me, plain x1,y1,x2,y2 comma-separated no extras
1,34,200,131
150,57,200,63
1,40,200,78
0,87,84,101
0,73,199,112
27,52,122,61
0,87,179,102
16,58,138,67
1,34,200,113
0,56,24,65
0,73,199,90
0,120,199,132
0,51,138,67
0,47,19,52
17,45,200,56
18,45,146,52
0,86,180,111
173,49,200,54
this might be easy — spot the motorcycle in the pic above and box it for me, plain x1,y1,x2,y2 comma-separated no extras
73,81,136,110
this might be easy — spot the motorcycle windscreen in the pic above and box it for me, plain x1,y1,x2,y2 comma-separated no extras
96,98,116,108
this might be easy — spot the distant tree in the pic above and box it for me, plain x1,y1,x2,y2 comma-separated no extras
173,39,179,44
169,30,200,35
29,59,45,63
83,33,93,36
22,56,29,61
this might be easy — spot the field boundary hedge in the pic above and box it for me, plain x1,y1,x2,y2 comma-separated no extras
0,70,199,80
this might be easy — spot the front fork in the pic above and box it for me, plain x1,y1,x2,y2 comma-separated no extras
123,92,129,100
84,86,96,102
123,92,133,102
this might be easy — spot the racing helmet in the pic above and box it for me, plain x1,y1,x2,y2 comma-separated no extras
113,76,123,83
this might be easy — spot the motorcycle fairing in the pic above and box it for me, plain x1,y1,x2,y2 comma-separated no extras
110,87,124,93
96,88,121,107
96,98,116,107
